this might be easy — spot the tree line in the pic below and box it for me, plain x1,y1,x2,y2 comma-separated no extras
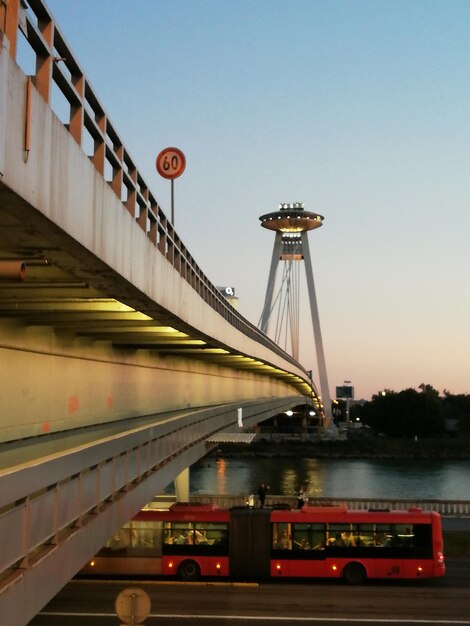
345,384,470,438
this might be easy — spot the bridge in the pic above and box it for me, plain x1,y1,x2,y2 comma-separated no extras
0,1,324,623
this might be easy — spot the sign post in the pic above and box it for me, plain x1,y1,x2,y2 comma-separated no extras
156,147,186,225
115,587,151,626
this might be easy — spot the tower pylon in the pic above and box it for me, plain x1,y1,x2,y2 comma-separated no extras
259,202,332,426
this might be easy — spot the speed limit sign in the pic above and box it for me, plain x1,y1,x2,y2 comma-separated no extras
156,147,186,180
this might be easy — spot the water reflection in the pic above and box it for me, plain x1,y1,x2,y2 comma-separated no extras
189,457,470,500
279,467,298,495
216,458,227,494
304,459,324,498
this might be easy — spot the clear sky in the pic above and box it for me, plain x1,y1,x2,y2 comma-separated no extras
41,0,469,400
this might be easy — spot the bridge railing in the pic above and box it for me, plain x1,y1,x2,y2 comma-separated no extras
1,0,310,378
186,494,470,516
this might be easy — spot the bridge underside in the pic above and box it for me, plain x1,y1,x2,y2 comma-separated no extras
0,310,310,442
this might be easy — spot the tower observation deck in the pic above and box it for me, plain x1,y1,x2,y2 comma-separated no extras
259,202,324,234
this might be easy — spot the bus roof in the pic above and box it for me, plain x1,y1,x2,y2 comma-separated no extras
135,504,230,523
133,504,441,525
169,503,220,512
270,505,441,523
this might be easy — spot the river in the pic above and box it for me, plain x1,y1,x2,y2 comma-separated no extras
185,457,470,501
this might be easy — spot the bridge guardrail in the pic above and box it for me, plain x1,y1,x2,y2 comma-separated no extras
186,494,470,516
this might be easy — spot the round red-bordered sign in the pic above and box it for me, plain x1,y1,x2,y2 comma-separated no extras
156,147,186,180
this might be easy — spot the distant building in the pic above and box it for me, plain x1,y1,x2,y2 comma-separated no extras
217,286,239,309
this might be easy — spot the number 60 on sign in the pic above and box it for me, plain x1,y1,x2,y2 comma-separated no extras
156,147,186,180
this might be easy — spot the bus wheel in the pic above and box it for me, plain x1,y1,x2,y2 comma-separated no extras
178,560,201,581
343,562,367,585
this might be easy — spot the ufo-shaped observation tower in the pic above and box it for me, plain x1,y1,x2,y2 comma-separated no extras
259,202,331,422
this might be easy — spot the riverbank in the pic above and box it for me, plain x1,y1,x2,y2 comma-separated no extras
210,437,470,459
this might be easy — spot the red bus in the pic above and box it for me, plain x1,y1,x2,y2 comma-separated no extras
82,503,445,584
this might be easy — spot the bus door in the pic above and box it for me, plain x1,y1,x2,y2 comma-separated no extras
230,508,271,579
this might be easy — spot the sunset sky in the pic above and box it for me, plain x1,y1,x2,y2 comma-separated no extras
42,0,470,400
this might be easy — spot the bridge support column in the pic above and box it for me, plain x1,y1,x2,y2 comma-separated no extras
174,467,190,502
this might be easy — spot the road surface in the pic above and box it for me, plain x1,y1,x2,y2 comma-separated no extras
29,558,470,625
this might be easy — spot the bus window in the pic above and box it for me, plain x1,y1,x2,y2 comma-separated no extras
272,523,291,549
194,525,210,545
357,524,375,546
102,522,164,557
395,524,414,547
410,524,433,557
327,524,354,547
310,524,325,550
375,524,415,548
375,524,394,547
133,521,162,550
106,524,136,551
195,522,228,546
163,525,173,545
162,521,228,549
163,522,193,545
292,523,324,550
292,523,307,550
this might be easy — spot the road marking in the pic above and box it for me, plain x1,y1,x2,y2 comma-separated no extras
38,612,470,624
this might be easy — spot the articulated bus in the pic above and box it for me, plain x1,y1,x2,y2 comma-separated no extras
82,503,445,584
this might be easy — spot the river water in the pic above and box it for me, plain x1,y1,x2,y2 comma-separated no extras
187,457,470,501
